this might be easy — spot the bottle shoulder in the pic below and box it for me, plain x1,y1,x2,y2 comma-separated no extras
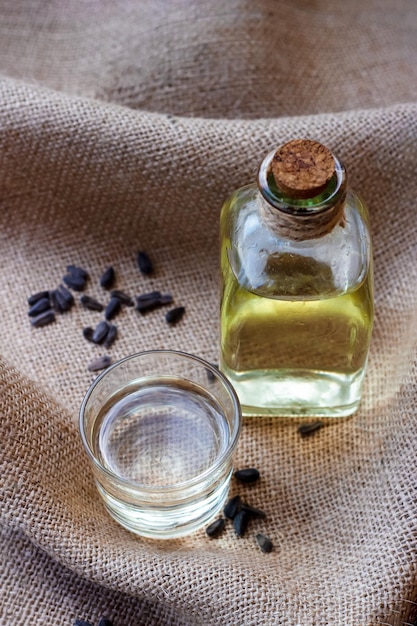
220,185,372,298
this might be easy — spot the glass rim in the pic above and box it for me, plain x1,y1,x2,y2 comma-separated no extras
79,349,242,494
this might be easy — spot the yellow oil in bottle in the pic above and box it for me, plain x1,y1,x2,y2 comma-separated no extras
220,254,373,416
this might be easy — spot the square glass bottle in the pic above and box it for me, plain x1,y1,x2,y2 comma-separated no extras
220,139,374,417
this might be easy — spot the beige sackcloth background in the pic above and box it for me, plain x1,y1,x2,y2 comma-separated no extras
0,1,417,624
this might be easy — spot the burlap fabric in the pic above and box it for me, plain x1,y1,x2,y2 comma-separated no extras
1,1,416,624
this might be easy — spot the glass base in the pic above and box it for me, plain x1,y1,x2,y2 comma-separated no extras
96,472,231,539
221,367,365,418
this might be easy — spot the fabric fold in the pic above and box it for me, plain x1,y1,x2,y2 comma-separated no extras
0,1,417,623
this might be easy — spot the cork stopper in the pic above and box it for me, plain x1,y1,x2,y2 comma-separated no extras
270,139,335,200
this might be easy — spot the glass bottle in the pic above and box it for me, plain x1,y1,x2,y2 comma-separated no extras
219,139,374,417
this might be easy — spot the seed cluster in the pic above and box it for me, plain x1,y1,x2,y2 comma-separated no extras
28,282,74,327
206,467,273,553
27,251,185,371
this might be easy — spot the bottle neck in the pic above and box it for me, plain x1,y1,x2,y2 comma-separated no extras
257,150,347,240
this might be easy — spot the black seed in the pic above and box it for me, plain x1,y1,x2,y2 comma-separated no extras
224,495,241,519
206,363,219,383
28,290,49,306
50,290,65,313
159,293,173,305
136,290,173,313
50,288,72,313
30,310,55,328
137,250,153,275
92,320,110,344
111,290,134,307
57,284,75,305
298,421,324,437
67,264,89,280
136,291,161,302
165,306,185,324
105,296,121,320
234,468,260,484
88,355,112,372
63,273,87,291
205,518,226,538
74,621,93,626
233,510,250,537
103,324,118,348
28,297,51,317
255,533,273,553
100,266,115,289
98,618,114,626
136,290,162,313
83,327,95,342
240,502,266,519
80,295,104,312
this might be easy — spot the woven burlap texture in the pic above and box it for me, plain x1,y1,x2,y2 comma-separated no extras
1,1,417,625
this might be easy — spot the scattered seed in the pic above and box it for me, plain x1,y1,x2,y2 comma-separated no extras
67,264,89,280
298,421,324,437
255,533,273,553
50,290,65,313
111,290,134,307
233,510,250,537
105,296,121,321
100,266,115,289
92,320,110,344
98,618,114,626
83,326,95,342
206,363,219,383
205,517,226,538
136,290,162,313
63,273,87,291
57,284,75,306
103,324,118,348
240,502,266,519
159,293,173,305
80,294,104,312
30,310,55,328
28,297,51,317
165,306,185,324
28,290,49,306
224,495,241,520
234,468,260,484
137,250,153,275
50,288,72,313
88,355,112,372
